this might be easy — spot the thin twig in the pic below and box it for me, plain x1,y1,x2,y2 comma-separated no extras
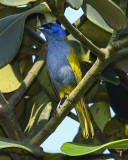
68,112,78,122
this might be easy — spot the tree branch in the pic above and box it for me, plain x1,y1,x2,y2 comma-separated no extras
0,92,26,160
29,58,107,145
8,50,46,108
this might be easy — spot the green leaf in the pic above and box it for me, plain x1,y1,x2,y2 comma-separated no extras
78,18,111,48
0,0,38,6
0,137,43,157
66,0,83,10
0,2,51,68
61,139,128,156
90,102,111,132
73,127,105,154
82,2,112,33
92,84,109,104
0,7,28,19
84,0,128,29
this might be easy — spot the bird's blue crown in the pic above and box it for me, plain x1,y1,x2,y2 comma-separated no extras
37,22,66,41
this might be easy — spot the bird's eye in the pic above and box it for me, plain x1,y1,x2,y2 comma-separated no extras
47,23,52,29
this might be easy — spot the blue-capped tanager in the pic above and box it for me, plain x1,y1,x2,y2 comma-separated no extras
37,22,94,138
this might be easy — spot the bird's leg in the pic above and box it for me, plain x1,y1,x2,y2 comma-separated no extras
54,93,69,117
56,98,62,110
65,92,70,100
54,98,62,117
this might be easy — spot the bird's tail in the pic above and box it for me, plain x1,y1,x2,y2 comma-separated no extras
75,97,94,138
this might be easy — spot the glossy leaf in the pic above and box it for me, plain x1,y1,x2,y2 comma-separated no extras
0,137,43,157
66,0,83,10
82,2,112,32
79,19,111,48
0,7,27,19
73,122,105,154
24,91,52,138
61,139,128,156
92,84,109,104
104,116,128,142
0,61,22,93
90,102,111,132
0,2,51,68
0,0,37,6
84,0,128,29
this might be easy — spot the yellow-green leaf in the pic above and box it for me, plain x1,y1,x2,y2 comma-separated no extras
24,91,52,138
0,61,22,93
66,0,83,10
0,0,38,6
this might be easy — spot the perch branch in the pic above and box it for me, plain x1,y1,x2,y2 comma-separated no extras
29,58,107,145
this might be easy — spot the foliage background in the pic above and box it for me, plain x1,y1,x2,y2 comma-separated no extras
0,0,128,160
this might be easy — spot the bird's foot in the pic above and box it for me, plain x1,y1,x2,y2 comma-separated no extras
53,99,62,117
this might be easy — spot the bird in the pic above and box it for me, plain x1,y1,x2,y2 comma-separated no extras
36,22,94,138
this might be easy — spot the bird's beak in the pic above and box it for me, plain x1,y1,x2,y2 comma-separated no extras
36,26,44,30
